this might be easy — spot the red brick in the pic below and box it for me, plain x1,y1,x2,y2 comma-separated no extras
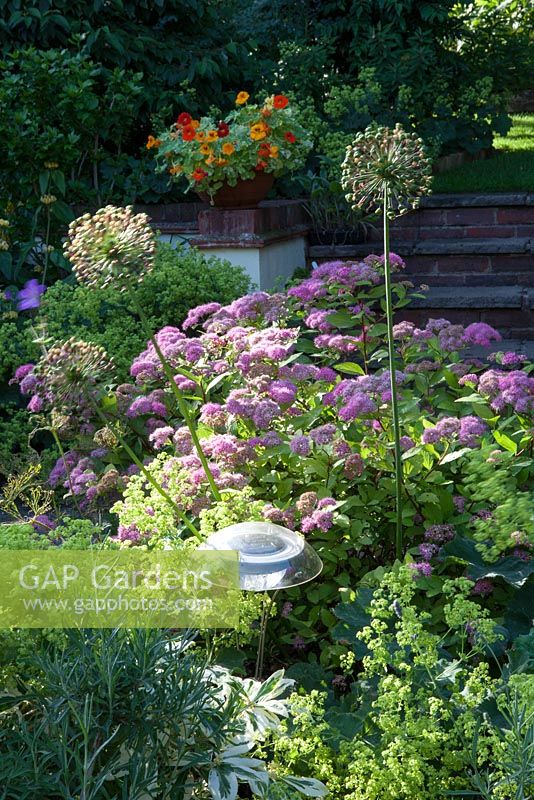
489,254,533,272
481,309,532,327
516,225,534,237
465,273,533,286
445,208,495,226
497,208,534,224
436,255,490,273
511,328,534,338
403,256,438,273
391,227,418,241
426,275,466,286
392,209,444,228
417,227,461,239
464,225,516,238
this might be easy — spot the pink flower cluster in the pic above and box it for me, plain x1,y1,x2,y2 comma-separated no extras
324,372,405,422
478,369,534,414
288,259,382,305
422,415,488,448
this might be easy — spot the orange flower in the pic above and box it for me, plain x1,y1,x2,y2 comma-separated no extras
169,165,183,175
199,143,212,155
146,135,161,150
182,125,196,141
273,94,289,109
216,158,228,166
205,155,216,165
191,168,208,181
269,145,279,158
236,91,250,105
222,142,235,155
195,131,206,142
206,130,218,142
190,119,200,129
261,108,272,118
250,123,267,141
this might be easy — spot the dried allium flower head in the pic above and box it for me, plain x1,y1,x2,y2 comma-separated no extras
65,205,156,290
94,426,120,449
341,124,432,217
36,338,115,407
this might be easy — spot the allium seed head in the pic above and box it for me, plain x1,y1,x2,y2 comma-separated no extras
341,124,432,218
65,205,156,290
36,338,115,407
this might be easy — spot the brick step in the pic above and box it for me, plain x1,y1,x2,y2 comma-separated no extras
399,286,533,339
418,193,534,208
410,286,524,309
390,207,533,230
383,224,534,242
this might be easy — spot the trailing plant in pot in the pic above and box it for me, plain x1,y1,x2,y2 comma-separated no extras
152,92,311,206
341,123,433,558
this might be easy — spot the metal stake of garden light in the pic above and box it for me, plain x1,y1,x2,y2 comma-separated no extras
202,521,323,680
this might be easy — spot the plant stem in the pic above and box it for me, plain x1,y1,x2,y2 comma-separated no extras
50,426,83,517
127,285,221,502
88,396,199,537
383,186,403,559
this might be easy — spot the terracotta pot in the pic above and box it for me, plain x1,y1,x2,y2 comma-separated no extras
198,172,275,208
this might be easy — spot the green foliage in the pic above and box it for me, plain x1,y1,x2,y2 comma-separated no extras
0,630,326,799
37,242,251,377
242,0,519,157
266,568,534,799
0,47,144,285
461,447,534,562
0,1,251,118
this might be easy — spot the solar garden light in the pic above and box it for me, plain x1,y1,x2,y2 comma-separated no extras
202,521,323,679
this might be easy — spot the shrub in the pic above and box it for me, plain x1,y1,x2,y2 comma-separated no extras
15,257,533,663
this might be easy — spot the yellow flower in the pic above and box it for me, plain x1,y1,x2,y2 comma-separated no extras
216,158,228,166
195,131,206,142
250,123,267,141
269,145,279,158
199,143,212,155
206,130,218,142
236,91,250,105
222,142,235,156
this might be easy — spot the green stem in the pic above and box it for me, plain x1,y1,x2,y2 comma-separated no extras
50,426,83,517
127,285,221,502
88,396,199,537
383,186,403,559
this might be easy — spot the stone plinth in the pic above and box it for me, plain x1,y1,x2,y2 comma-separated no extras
190,200,309,290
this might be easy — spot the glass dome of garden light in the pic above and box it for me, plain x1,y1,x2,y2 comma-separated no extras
202,521,323,678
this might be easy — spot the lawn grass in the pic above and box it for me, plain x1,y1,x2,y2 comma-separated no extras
432,114,534,193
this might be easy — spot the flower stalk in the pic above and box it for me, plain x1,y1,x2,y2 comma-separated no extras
383,185,403,559
127,286,221,502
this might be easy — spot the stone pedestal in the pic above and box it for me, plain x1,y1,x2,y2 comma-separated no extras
190,200,309,290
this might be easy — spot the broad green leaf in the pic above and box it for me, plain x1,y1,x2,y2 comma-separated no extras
492,430,517,453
